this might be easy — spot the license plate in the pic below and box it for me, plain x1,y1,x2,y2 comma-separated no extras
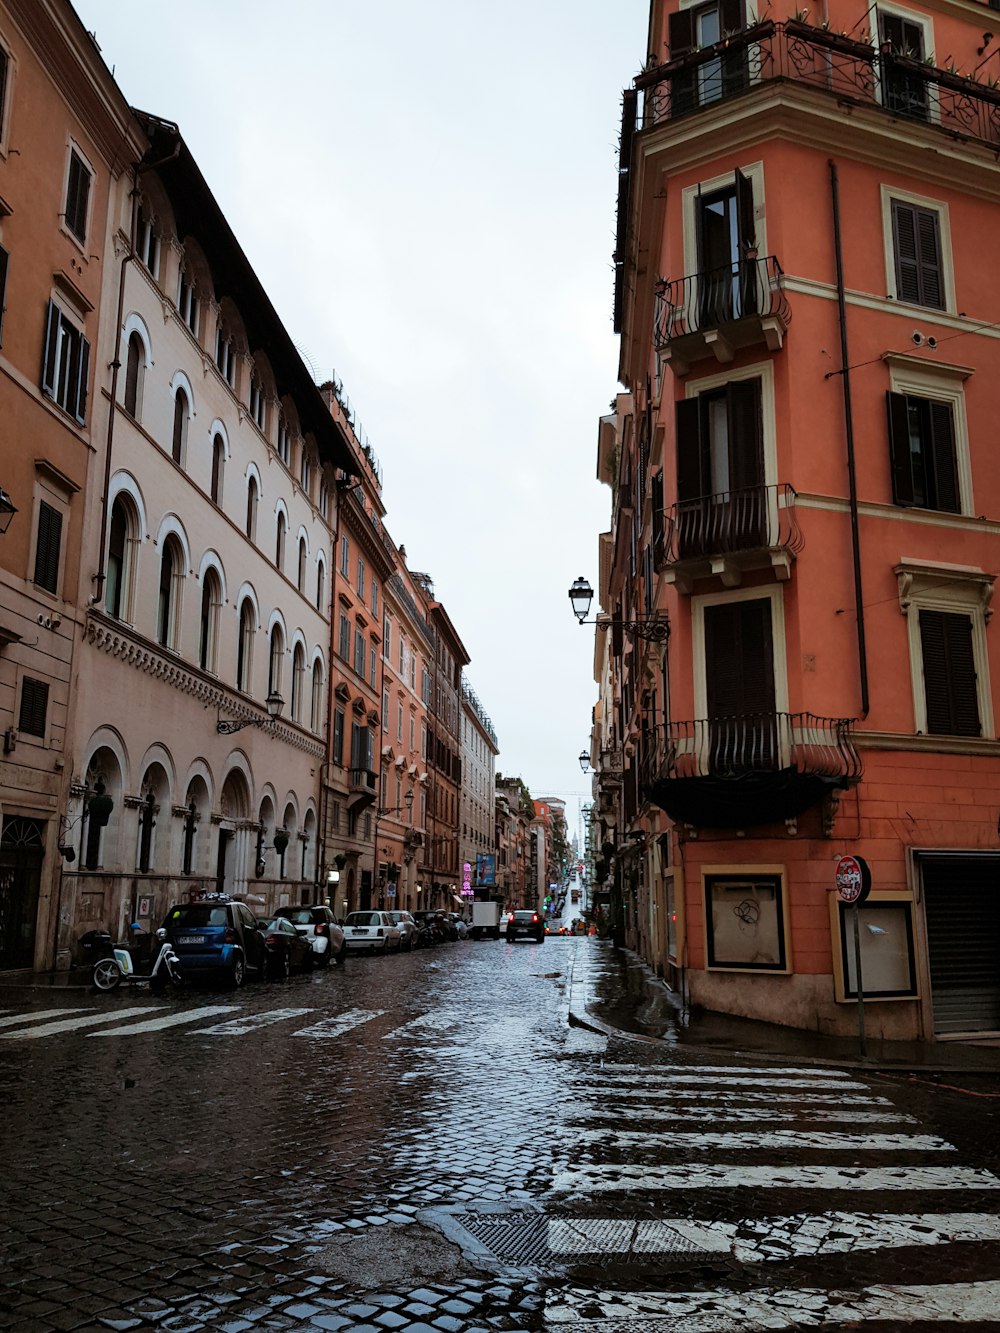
178,935,205,945
354,928,368,935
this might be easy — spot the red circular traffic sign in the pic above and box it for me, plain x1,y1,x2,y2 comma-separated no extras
835,854,871,905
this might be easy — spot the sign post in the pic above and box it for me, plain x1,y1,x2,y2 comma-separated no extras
835,854,872,1058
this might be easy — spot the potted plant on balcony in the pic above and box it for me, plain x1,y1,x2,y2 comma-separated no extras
785,12,875,62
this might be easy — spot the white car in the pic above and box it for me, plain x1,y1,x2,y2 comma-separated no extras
341,910,402,955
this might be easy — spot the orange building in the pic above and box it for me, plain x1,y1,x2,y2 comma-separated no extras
590,0,1000,1041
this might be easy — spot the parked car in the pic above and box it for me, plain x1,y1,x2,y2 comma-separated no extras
258,916,315,979
506,909,545,944
386,910,419,951
341,910,402,955
162,895,266,986
274,904,346,967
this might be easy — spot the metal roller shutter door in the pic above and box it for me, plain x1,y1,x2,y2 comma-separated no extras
923,857,1000,1034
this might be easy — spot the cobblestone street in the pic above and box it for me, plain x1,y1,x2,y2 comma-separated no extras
4,938,1000,1331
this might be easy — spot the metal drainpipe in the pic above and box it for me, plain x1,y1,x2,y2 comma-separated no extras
829,160,870,719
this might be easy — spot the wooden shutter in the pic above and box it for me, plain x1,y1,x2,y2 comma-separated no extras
73,334,90,424
720,0,744,33
928,400,959,512
668,9,695,56
0,245,8,347
651,469,665,567
891,200,943,308
736,169,756,251
916,208,943,308
886,391,915,505
705,599,775,717
612,609,624,659
33,501,62,593
41,300,59,397
727,379,763,490
919,609,980,737
18,677,49,738
675,398,704,501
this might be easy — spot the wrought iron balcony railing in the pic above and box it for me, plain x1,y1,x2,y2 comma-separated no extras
659,483,802,571
641,711,861,784
654,256,790,360
636,20,1000,153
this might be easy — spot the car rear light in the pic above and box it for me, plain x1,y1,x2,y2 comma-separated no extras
314,922,328,935
532,914,538,923
223,928,238,944
508,913,515,922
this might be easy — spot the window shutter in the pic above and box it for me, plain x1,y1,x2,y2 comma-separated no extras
879,12,906,49
0,245,8,347
705,599,775,717
668,9,695,56
928,400,959,513
727,378,763,490
74,334,90,423
652,469,665,566
885,391,915,506
675,398,704,501
920,609,980,737
18,677,49,738
720,0,744,34
612,609,624,659
41,300,59,397
891,202,921,304
916,208,943,309
33,502,62,593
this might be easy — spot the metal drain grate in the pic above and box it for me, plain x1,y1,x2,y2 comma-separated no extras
452,1213,711,1264
454,1212,551,1263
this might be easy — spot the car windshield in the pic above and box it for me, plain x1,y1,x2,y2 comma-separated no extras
345,912,380,926
512,911,537,922
388,913,410,924
278,909,315,925
260,918,287,932
168,905,227,928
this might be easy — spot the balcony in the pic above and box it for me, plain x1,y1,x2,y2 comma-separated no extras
636,20,1000,154
640,711,860,829
654,256,790,375
348,767,377,811
657,483,802,591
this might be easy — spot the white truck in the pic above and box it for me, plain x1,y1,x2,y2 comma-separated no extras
470,900,502,940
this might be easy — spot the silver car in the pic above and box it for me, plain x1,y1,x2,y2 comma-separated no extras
386,910,419,951
341,910,402,955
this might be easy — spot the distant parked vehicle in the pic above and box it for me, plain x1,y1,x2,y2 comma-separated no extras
258,916,315,979
470,900,501,939
341,910,402,955
386,910,419,951
506,909,545,944
274,904,346,967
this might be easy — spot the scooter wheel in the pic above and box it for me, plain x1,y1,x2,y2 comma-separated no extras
93,958,123,991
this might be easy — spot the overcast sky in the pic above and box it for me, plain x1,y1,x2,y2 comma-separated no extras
76,0,649,831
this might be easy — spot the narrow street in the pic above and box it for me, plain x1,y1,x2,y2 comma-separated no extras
4,937,1000,1331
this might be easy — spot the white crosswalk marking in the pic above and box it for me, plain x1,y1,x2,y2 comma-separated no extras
594,1063,855,1079
0,1008,92,1029
575,1073,868,1090
552,1163,1000,1192
0,1006,156,1039
293,1007,385,1038
575,1087,892,1104
385,1011,460,1038
574,1105,916,1124
572,1129,952,1152
89,1005,240,1036
195,1007,315,1036
545,1279,1000,1327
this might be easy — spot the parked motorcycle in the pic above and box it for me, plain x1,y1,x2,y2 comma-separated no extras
81,927,184,994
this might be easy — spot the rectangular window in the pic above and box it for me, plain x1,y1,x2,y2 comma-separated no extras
382,689,390,728
333,708,345,766
705,873,786,970
704,597,776,769
410,715,415,750
18,677,49,738
371,580,378,617
676,378,764,556
33,501,63,594
397,700,403,741
890,199,944,309
64,149,92,242
370,643,377,688
879,11,929,121
383,614,391,659
357,557,365,599
41,301,90,424
838,900,917,999
885,391,959,512
919,608,981,737
667,0,747,115
340,534,349,575
338,614,350,661
354,628,366,677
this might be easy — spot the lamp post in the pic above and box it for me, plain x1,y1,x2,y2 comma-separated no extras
568,576,669,643
579,749,592,773
0,488,18,535
217,690,284,734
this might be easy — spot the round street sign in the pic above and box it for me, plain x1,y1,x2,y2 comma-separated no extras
835,854,871,906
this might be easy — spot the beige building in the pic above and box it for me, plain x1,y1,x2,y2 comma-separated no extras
460,676,498,901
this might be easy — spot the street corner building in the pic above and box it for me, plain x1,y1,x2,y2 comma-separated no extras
0,0,499,972
585,0,1000,1042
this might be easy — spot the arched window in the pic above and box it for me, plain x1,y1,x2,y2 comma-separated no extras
268,624,284,697
124,332,144,418
136,202,159,277
297,537,307,592
276,412,290,466
105,496,133,621
157,538,181,649
316,556,326,612
310,659,324,732
172,388,188,466
275,512,286,571
299,447,311,494
211,434,225,504
176,267,199,335
199,570,221,673
237,600,255,693
216,327,236,386
249,374,265,431
246,476,258,541
291,643,306,722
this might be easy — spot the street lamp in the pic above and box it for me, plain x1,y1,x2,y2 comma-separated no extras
567,576,669,644
217,690,284,734
579,750,592,773
0,488,17,535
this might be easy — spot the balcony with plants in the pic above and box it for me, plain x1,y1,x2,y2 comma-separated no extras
639,710,861,829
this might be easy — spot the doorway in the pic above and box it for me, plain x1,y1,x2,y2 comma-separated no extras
0,817,46,970
923,856,1000,1034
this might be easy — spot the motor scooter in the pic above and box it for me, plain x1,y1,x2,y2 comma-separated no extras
82,926,184,993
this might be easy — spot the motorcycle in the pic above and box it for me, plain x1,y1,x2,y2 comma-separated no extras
81,927,184,994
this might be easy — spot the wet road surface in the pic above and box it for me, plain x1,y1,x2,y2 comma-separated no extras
3,937,1000,1330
